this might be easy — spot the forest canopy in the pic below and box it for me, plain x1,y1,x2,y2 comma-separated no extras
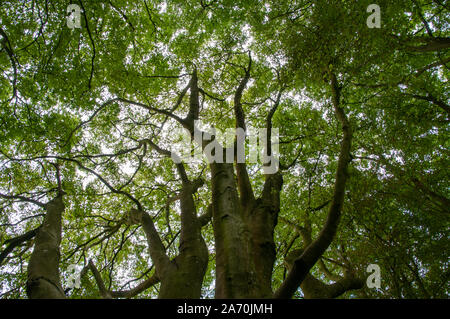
0,0,448,299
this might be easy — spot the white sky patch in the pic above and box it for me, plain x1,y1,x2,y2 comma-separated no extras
170,28,188,42
158,2,167,14
241,24,253,52
386,149,405,165
124,54,133,65
120,160,136,176
77,168,97,189
419,126,439,138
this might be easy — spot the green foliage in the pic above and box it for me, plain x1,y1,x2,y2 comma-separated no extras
0,0,448,299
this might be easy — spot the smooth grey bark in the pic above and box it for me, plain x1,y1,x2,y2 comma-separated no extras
210,161,258,298
208,163,283,298
157,175,209,299
201,58,284,298
26,195,66,299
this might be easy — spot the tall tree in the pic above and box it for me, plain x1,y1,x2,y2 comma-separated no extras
0,0,448,299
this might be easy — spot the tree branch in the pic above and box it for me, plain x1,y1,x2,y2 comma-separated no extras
404,36,450,52
0,227,40,266
78,0,96,89
138,210,171,272
117,97,186,127
186,69,200,126
408,93,450,115
52,156,143,211
275,72,353,298
198,204,212,227
284,248,363,298
141,139,189,184
0,27,18,101
0,192,45,208
234,54,255,206
110,273,160,298
234,53,251,131
88,260,112,299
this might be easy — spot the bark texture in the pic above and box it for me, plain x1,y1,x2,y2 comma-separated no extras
26,195,66,299
210,162,256,298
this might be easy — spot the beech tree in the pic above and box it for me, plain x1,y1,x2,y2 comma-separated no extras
0,0,448,299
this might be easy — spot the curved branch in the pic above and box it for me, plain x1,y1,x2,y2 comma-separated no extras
408,93,450,115
88,260,112,299
284,249,363,299
0,27,18,101
139,210,171,271
275,72,353,299
141,139,189,184
110,273,160,298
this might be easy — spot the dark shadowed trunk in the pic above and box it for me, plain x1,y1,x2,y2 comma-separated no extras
246,172,283,297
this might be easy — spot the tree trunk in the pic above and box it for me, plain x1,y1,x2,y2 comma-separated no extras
246,172,283,297
157,179,209,298
210,159,283,298
210,162,258,298
26,195,66,299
